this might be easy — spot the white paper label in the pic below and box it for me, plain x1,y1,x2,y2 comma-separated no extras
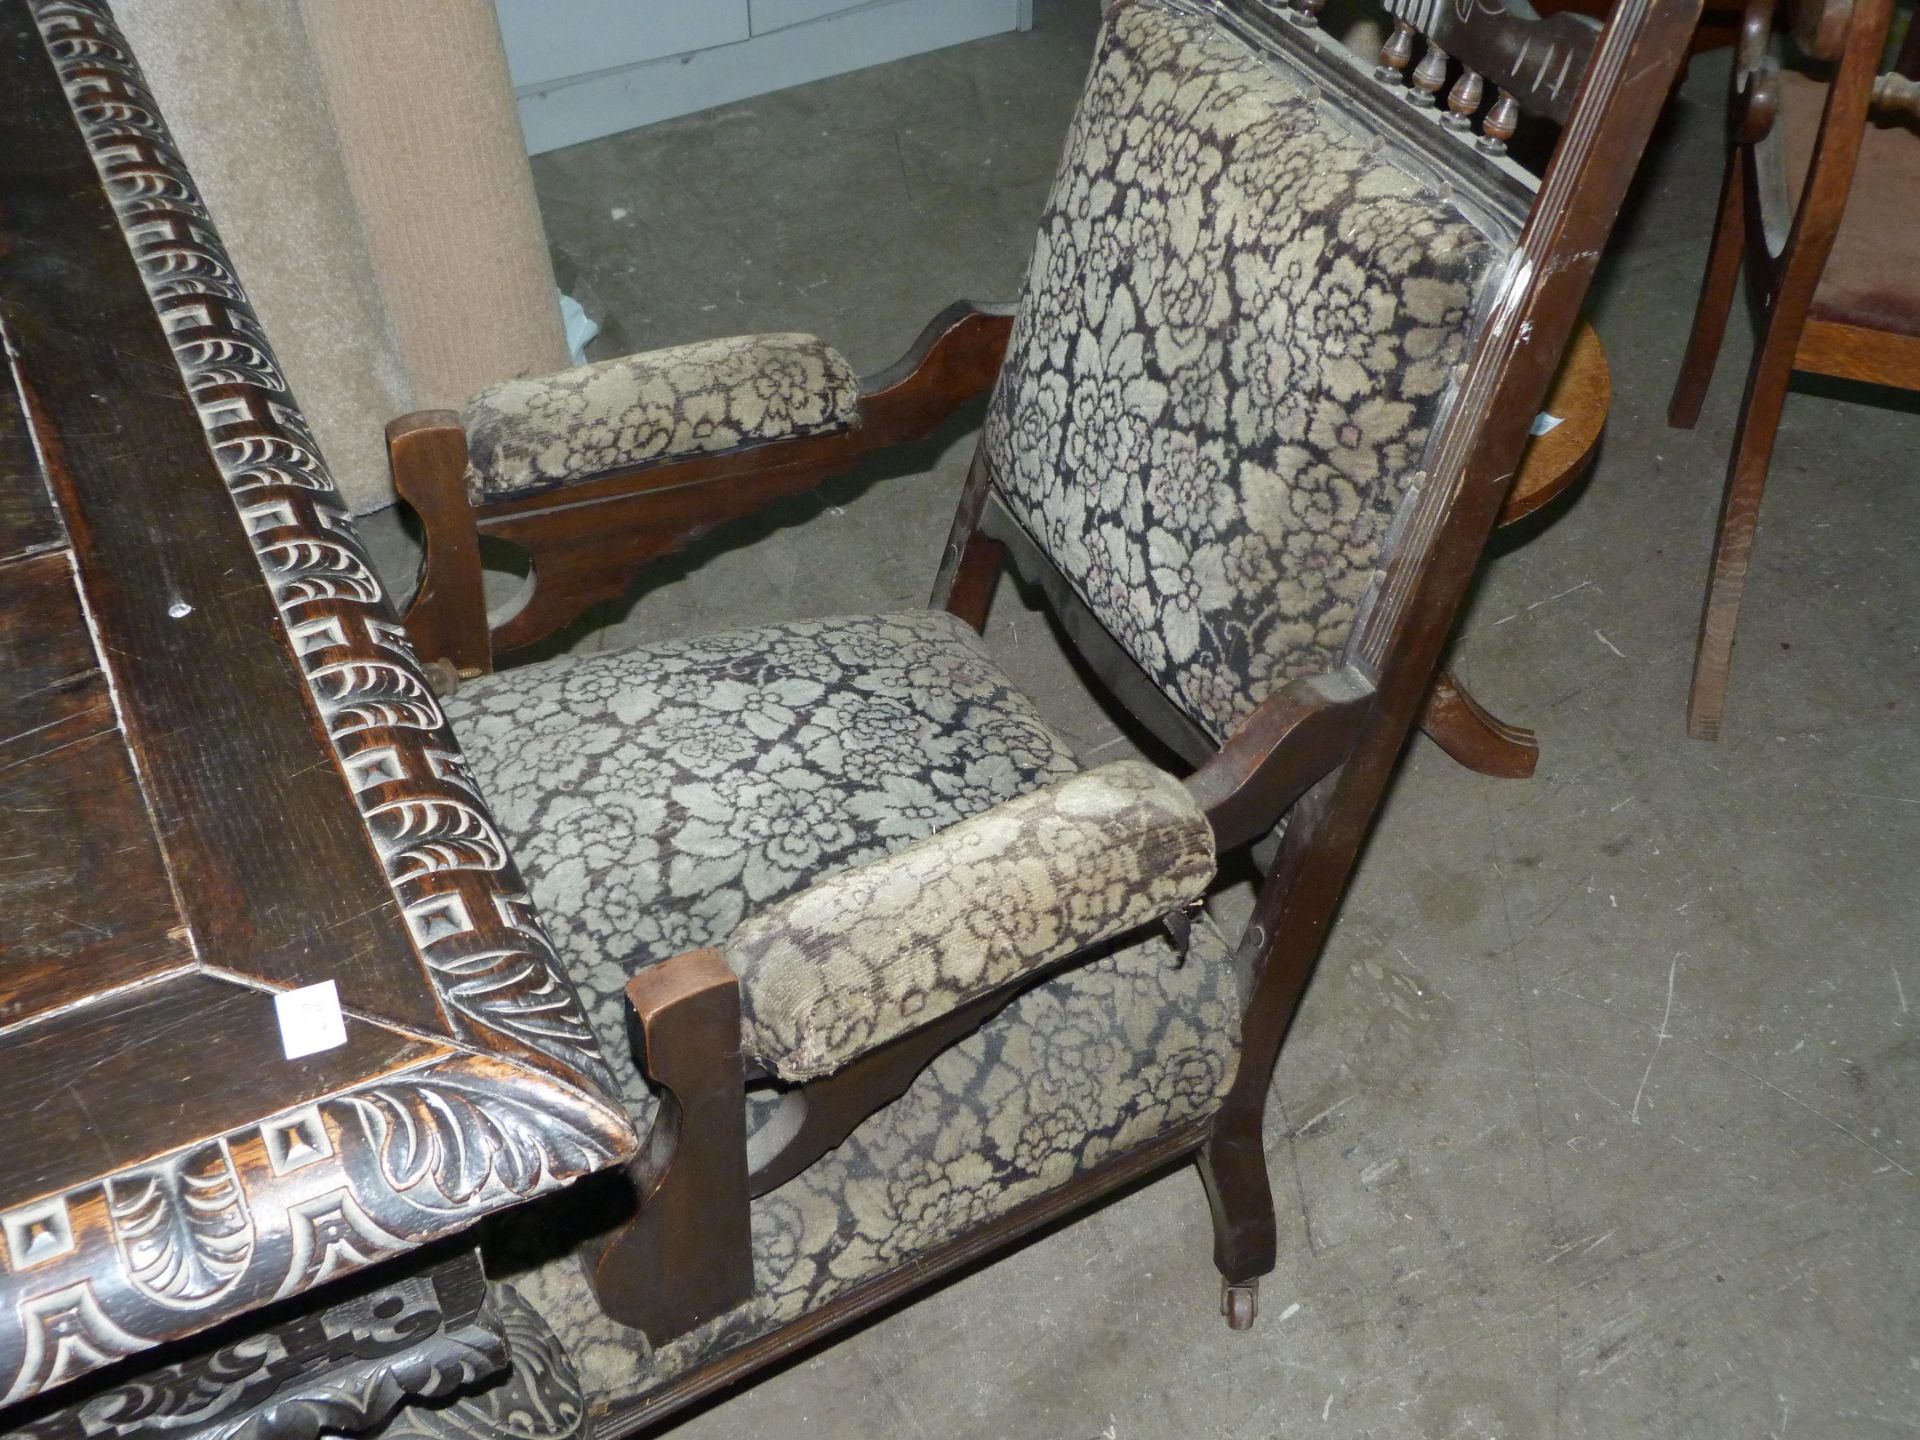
276,979,347,1060
1530,411,1565,436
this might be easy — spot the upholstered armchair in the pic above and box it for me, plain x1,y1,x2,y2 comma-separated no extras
381,0,1697,1430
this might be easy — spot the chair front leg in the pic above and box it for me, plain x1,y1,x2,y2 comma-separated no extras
591,948,754,1345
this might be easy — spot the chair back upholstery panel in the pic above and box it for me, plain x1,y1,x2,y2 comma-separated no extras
984,0,1505,742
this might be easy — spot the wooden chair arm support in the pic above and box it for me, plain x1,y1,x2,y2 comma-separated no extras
589,949,754,1344
387,410,491,677
407,301,1017,662
474,300,1015,523
855,299,1015,443
1184,666,1376,852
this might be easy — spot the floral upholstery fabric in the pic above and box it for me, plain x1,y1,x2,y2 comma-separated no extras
449,611,1244,1413
463,332,862,501
500,910,1240,1414
983,0,1505,742
443,609,1083,1118
731,759,1216,1080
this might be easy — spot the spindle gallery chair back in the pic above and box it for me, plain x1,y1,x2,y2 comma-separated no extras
389,0,1701,1431
1667,0,1920,739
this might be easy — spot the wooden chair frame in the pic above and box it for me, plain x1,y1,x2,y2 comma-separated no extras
390,0,1700,1427
1666,0,1918,737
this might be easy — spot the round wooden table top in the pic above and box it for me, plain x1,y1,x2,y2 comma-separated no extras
1499,319,1610,527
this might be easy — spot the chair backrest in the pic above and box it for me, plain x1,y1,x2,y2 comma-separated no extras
1745,0,1904,256
984,0,1520,745
979,0,1654,750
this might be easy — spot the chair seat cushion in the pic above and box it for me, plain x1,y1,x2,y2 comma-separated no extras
443,609,1083,1115
462,332,863,501
452,610,1246,1409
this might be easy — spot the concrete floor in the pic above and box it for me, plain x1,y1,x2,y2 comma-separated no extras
383,5,1920,1435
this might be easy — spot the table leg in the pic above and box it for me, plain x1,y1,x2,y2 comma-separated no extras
378,1284,586,1439
1418,669,1539,780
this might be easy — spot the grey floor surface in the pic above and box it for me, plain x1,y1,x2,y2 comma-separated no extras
372,5,1920,1435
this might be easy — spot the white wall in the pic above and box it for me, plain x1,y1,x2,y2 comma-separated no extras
497,0,1033,155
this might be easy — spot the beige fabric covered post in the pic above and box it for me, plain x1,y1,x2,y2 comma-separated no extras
300,0,569,413
113,0,568,513
114,0,410,515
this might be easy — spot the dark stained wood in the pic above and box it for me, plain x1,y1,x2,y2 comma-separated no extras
1416,667,1541,778
0,730,190,1026
0,352,62,564
1376,0,1601,127
0,973,440,1202
0,6,437,1028
1200,0,1703,1298
389,410,491,678
0,3,636,1412
928,445,1007,633
11,1248,503,1440
592,950,753,1345
1665,0,1906,737
0,550,111,770
1185,668,1376,851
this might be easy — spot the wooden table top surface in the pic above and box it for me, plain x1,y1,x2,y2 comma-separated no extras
0,0,633,1411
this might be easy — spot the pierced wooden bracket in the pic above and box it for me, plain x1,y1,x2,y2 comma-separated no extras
1186,667,1376,852
388,410,491,677
590,949,754,1345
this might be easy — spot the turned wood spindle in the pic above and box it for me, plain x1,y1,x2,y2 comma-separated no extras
1288,0,1327,26
1445,67,1484,129
1410,41,1450,104
1872,69,1920,122
1375,18,1417,84
1479,88,1520,152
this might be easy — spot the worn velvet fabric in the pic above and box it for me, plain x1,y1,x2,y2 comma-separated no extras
462,332,862,500
983,0,1500,742
730,759,1216,1080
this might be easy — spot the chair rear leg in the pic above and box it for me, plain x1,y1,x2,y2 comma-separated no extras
1687,324,1798,740
1668,157,1748,430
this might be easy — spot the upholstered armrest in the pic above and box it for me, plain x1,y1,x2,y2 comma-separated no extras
461,332,862,501
723,759,1216,1082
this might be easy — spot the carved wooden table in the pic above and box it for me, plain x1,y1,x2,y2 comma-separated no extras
0,1,636,1433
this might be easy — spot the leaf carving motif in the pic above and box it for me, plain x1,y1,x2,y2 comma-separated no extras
428,947,601,1057
104,1144,254,1309
339,1077,622,1208
366,797,508,881
311,660,443,737
264,539,382,606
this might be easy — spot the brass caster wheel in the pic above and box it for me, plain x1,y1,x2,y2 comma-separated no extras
1221,1279,1259,1330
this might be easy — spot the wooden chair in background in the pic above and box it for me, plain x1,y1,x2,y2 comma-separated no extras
1668,0,1920,738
